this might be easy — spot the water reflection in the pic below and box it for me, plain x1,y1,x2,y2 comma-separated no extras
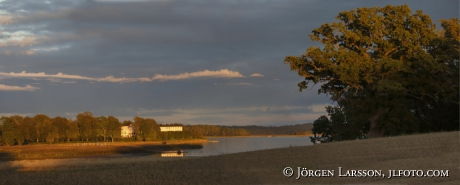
182,136,313,157
161,150,184,157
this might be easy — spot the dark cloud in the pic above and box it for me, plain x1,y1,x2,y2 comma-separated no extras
0,0,457,125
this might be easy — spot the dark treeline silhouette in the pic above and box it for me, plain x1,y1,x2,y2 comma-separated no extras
228,124,313,135
185,125,249,137
184,123,313,137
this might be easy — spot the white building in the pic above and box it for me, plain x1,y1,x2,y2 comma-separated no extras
121,125,135,137
160,126,183,132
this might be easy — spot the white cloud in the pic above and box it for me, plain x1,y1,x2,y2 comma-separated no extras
31,45,71,53
0,71,151,83
0,36,37,47
0,71,93,80
0,84,39,91
0,69,245,84
250,73,264,77
97,75,152,83
0,112,35,117
0,30,39,48
151,69,244,81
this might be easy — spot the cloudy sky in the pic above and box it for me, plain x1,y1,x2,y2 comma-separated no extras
0,0,458,125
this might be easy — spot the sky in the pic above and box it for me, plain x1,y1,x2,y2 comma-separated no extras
0,0,458,126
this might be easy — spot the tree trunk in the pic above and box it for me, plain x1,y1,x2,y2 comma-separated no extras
368,108,389,138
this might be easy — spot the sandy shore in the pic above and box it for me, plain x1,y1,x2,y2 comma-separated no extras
0,155,189,171
0,131,458,185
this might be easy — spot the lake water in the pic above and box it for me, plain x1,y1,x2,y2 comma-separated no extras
176,136,314,157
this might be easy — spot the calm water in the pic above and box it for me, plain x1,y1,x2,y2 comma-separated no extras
181,136,314,157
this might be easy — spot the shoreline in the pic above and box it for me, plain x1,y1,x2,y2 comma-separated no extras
205,134,313,138
0,131,458,184
0,139,207,161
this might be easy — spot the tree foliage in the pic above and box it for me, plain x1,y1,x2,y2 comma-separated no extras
0,117,24,145
133,116,160,141
107,116,121,142
77,112,97,141
284,5,459,140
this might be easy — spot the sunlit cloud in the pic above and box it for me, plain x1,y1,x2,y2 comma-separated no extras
0,113,36,117
151,69,244,81
0,71,93,80
0,84,39,91
31,45,71,53
0,71,152,83
0,36,37,47
0,15,12,25
250,73,264,77
0,69,245,83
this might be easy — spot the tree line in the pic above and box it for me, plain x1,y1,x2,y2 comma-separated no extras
0,112,121,146
0,111,312,146
0,112,187,146
184,123,313,137
284,5,459,142
227,124,313,135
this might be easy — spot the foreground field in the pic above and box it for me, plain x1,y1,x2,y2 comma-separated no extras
0,131,458,185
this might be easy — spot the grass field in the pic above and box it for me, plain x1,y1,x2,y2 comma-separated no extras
0,131,458,185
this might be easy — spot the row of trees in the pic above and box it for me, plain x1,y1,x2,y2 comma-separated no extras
183,124,314,137
0,112,123,146
1,112,284,146
285,5,459,142
228,124,313,135
0,112,208,146
185,125,249,137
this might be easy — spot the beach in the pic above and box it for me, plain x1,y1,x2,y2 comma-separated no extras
0,131,458,185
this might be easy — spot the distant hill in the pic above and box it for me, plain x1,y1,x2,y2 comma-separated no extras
225,123,313,135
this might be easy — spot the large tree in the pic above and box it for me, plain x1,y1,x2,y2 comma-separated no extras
284,5,459,139
76,112,97,141
52,116,69,142
133,116,159,141
33,114,52,143
0,117,24,146
106,116,121,142
97,116,109,142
